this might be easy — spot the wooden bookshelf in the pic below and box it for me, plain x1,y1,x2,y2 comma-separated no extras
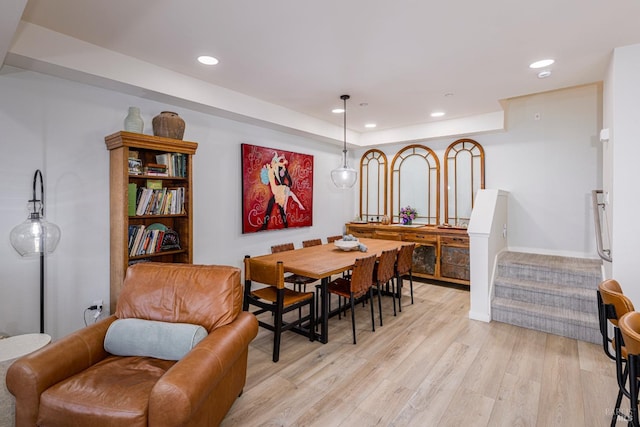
105,131,198,312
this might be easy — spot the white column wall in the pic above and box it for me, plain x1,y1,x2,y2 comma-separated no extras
608,44,640,305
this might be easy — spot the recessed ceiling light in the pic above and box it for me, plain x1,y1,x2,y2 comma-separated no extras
197,55,219,65
529,59,554,69
431,111,445,118
365,123,377,128
332,108,345,114
537,70,552,79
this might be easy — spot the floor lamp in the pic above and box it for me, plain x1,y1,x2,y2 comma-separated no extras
9,170,61,334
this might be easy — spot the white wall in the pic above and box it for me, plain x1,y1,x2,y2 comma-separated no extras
607,44,640,305
0,67,356,339
355,84,602,258
0,68,602,339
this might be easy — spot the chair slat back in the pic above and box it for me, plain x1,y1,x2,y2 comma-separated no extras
326,235,342,243
302,239,322,248
376,248,398,284
271,243,295,253
599,279,635,326
349,254,377,297
396,243,415,275
245,258,285,289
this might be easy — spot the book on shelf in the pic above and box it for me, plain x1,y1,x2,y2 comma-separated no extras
146,163,167,171
128,224,170,257
135,188,153,216
128,224,146,257
166,187,185,214
143,163,168,176
133,186,185,216
127,183,137,216
146,179,163,190
128,225,137,250
155,153,187,177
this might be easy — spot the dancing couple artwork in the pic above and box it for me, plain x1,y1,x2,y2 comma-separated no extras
242,143,313,233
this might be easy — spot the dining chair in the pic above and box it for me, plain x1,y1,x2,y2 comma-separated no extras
617,310,640,427
598,279,635,426
373,248,399,324
327,254,377,344
326,235,342,243
302,238,322,248
395,243,416,311
243,256,315,362
271,242,317,292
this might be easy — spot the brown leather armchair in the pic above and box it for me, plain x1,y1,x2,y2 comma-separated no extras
7,263,258,427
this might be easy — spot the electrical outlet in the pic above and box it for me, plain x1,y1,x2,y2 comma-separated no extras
93,299,103,310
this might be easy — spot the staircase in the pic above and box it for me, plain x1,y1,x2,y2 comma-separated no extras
491,251,603,344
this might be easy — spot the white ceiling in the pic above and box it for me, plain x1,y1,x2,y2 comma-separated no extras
4,0,640,143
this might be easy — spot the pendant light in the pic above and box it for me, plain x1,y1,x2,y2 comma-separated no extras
331,94,357,189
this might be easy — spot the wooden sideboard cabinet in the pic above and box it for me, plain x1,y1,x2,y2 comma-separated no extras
345,223,470,286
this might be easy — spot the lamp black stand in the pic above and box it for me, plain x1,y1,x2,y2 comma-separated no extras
39,251,44,334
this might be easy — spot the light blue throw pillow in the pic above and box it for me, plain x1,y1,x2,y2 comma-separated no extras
104,318,208,360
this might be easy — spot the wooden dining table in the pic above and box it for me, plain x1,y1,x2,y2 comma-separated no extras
249,237,412,344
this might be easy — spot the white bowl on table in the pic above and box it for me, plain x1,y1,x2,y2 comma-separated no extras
334,239,359,251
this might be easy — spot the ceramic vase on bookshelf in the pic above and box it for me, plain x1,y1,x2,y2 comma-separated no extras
152,111,185,140
124,107,144,133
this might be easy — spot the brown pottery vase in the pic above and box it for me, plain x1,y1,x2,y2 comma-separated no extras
152,111,185,140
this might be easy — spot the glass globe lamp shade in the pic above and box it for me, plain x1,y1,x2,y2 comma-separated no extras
331,155,358,189
10,211,61,257
331,94,357,189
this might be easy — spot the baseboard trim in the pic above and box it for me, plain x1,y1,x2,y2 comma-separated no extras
468,310,490,322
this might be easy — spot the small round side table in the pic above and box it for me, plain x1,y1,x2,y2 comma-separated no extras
0,334,51,427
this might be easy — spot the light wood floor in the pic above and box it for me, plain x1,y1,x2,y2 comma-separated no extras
222,281,626,427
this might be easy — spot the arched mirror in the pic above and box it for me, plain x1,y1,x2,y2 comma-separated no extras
390,144,440,225
359,149,388,222
443,138,485,227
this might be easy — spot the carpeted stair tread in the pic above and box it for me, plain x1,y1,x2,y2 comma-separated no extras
496,251,602,289
492,297,598,326
498,251,602,273
492,297,600,343
493,276,597,313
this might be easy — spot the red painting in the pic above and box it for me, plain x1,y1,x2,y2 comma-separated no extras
242,143,313,233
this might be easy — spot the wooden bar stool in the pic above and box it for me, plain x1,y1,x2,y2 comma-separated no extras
617,311,640,426
598,279,635,426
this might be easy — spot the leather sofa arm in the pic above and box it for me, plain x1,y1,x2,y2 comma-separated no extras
7,316,116,427
148,312,258,427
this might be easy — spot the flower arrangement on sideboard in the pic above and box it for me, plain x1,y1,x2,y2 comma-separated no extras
399,206,417,225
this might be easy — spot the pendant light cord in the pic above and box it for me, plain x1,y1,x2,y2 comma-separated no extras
341,94,350,167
